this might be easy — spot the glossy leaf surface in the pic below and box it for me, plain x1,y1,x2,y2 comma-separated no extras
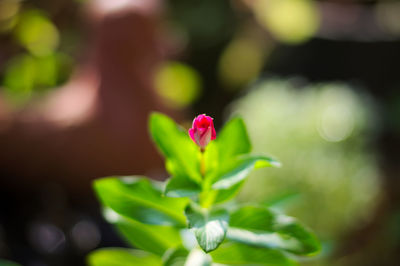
163,247,189,266
210,242,295,265
87,248,162,266
185,205,229,252
165,175,201,198
212,154,280,190
102,210,182,256
94,177,188,226
150,113,202,183
228,206,320,255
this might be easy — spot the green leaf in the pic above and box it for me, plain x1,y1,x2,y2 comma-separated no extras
210,242,295,265
94,177,188,226
200,180,245,206
212,155,280,190
117,220,181,256
149,113,202,183
213,180,245,204
162,247,189,266
203,141,219,177
87,248,162,266
263,191,301,209
185,205,229,253
202,117,251,185
103,209,182,256
227,229,301,253
201,118,279,205
229,205,275,230
184,248,212,266
216,117,251,163
0,259,21,266
165,175,201,198
228,206,321,255
274,215,321,255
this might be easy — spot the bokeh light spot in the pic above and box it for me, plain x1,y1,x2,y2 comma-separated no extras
318,105,354,142
317,86,360,142
0,0,20,32
218,37,266,90
28,222,65,254
71,220,101,251
154,61,202,109
253,0,319,44
15,9,59,56
0,0,20,21
375,2,400,36
3,54,36,103
3,53,73,104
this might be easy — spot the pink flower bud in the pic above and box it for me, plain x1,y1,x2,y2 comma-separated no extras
188,114,216,149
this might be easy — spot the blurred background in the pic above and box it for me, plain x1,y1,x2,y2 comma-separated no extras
0,0,399,265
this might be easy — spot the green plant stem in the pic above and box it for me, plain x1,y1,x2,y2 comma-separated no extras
199,148,215,208
200,149,206,177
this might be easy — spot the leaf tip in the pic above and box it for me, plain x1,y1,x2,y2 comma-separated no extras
271,160,282,168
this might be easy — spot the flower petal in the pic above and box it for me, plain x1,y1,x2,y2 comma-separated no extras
188,128,196,143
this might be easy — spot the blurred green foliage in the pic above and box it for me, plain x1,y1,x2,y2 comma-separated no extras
231,79,381,259
3,53,72,103
0,259,21,266
14,9,59,56
168,0,236,49
88,248,162,266
0,5,74,105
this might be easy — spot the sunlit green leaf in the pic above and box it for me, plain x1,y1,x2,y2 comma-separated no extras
228,206,320,255
212,154,280,190
203,141,219,177
262,191,301,209
165,176,202,198
184,248,211,266
149,113,202,183
210,242,295,265
213,180,245,204
94,177,188,227
117,220,181,256
200,180,246,206
87,248,162,266
103,209,182,256
185,205,229,253
215,117,251,163
273,214,321,255
227,229,301,253
163,247,189,266
229,205,275,230
203,117,279,194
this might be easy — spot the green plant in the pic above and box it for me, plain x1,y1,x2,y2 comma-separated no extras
87,113,320,265
0,259,21,266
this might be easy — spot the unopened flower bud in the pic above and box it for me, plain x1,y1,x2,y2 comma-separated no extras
188,114,216,150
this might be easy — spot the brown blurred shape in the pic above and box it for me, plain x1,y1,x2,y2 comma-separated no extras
0,0,178,192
